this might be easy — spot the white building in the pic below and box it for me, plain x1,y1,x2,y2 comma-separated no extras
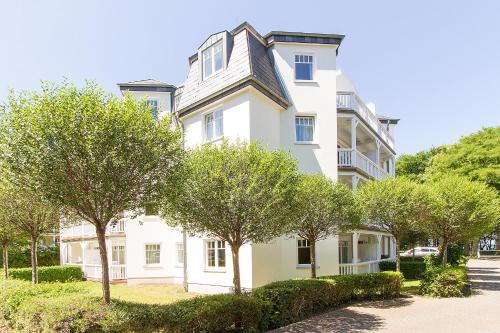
60,22,398,293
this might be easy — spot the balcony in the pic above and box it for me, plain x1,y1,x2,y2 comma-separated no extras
337,92,394,150
338,148,389,180
61,220,126,239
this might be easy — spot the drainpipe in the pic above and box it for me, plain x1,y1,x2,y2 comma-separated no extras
183,229,188,292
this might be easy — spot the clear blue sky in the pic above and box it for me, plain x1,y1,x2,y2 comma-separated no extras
1,0,499,155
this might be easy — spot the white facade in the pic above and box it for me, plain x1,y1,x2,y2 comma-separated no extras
60,23,398,293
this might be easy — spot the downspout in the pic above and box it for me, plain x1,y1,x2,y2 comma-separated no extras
174,95,189,292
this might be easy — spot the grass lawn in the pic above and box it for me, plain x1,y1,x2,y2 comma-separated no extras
402,279,421,295
84,281,195,304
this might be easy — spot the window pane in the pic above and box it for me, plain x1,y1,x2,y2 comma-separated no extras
146,244,160,264
295,63,312,80
298,247,311,265
214,110,223,137
203,48,212,78
205,113,214,141
214,42,223,72
295,117,314,142
218,248,226,267
176,243,184,265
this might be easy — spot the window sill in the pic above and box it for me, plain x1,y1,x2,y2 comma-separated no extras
294,141,319,145
294,80,317,84
296,264,320,269
204,268,226,273
204,136,224,144
143,264,163,269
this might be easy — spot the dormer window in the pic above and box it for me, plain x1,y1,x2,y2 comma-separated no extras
295,55,314,81
202,41,223,79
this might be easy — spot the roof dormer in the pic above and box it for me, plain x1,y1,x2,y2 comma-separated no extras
197,31,233,81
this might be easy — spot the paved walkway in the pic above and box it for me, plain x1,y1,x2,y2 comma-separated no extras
272,258,500,333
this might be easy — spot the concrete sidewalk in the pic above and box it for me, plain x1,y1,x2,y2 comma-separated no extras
272,258,500,333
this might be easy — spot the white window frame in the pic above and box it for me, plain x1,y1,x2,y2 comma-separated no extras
294,115,316,144
294,53,315,82
144,243,161,266
202,41,224,80
296,238,320,268
204,239,226,272
204,109,223,142
175,242,184,267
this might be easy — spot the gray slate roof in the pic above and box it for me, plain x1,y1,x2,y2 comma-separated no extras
176,24,289,115
118,79,176,88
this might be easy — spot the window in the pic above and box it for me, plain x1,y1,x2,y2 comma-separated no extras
205,110,223,141
295,55,313,80
112,245,125,265
146,99,159,119
176,242,184,266
202,41,223,79
297,239,311,265
295,116,315,142
206,240,226,268
145,244,161,265
339,240,349,264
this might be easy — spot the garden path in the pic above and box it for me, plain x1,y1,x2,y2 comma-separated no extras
272,258,500,333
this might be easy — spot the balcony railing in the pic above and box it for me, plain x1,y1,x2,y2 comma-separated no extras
339,258,393,275
337,92,394,150
77,264,127,280
61,220,126,239
338,148,389,180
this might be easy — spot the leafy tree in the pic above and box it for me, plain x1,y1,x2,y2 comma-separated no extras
396,147,444,181
357,177,431,271
0,180,59,283
286,174,360,278
423,175,499,266
426,127,500,192
0,81,183,302
161,141,298,294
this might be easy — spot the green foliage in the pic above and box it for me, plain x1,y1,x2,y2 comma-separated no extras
0,272,403,332
161,140,298,292
0,246,59,268
396,147,444,181
286,174,360,277
423,175,499,265
253,272,403,330
420,265,468,297
379,261,426,279
426,127,500,192
9,266,84,283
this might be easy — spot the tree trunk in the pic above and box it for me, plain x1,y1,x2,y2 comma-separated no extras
395,236,401,272
96,225,111,303
411,240,416,261
441,239,448,267
231,244,241,294
2,243,8,280
30,235,38,285
310,239,317,278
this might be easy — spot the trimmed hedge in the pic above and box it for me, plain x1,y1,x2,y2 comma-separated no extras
0,272,403,332
379,260,426,279
420,266,469,298
0,246,59,268
253,272,403,330
9,266,84,283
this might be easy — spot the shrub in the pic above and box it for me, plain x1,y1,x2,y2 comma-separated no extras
420,266,468,297
0,246,59,268
1,272,403,332
0,280,267,333
253,272,403,330
9,266,84,283
379,260,426,279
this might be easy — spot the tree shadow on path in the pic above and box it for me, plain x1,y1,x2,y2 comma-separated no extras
271,308,385,333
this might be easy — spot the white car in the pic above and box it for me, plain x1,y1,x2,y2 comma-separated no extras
400,247,439,258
